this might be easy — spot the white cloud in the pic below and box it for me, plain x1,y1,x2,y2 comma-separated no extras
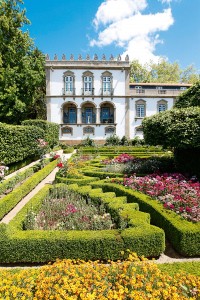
93,0,147,28
90,0,174,63
159,0,173,4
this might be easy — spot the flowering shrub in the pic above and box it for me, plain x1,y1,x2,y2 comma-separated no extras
123,173,200,222
103,153,135,165
57,162,64,168
0,252,199,299
23,188,114,230
37,139,49,158
37,138,48,148
102,154,135,174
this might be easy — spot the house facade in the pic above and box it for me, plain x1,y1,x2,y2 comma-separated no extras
45,54,191,144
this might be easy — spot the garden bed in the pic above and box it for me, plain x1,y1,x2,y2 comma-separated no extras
0,183,165,263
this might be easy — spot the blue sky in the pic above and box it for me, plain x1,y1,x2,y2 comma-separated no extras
22,0,200,70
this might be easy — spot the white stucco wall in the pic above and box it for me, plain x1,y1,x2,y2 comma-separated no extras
49,69,126,96
129,97,174,139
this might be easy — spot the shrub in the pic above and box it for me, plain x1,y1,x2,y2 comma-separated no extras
0,122,45,165
90,181,200,256
22,119,59,148
0,183,164,262
142,107,200,149
80,136,95,147
105,134,121,146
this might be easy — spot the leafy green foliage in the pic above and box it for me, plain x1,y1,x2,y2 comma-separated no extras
21,120,59,148
0,0,46,123
175,81,200,108
0,160,57,220
142,107,200,149
130,60,151,82
0,122,45,164
130,58,199,83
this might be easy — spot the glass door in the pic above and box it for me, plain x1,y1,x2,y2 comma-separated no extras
68,108,77,124
85,107,93,124
101,107,110,123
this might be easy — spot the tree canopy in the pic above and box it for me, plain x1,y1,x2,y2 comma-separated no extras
130,59,199,84
0,0,46,124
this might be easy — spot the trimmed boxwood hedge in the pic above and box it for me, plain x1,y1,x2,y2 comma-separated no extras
55,175,100,186
90,181,200,257
22,120,59,148
0,122,45,165
0,183,165,263
0,159,58,220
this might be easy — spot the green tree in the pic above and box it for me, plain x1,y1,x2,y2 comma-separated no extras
149,59,181,83
130,60,151,83
180,65,200,84
130,58,199,84
0,0,46,124
175,81,200,108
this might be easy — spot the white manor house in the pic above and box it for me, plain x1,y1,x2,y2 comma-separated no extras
45,54,191,144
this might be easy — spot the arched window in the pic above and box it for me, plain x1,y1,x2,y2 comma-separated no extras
157,100,168,112
105,126,115,135
83,126,95,135
62,126,73,135
135,99,146,118
82,71,94,95
100,102,115,124
101,71,113,96
63,103,77,124
63,71,75,95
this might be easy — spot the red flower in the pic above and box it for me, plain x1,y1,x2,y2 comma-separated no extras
57,162,64,168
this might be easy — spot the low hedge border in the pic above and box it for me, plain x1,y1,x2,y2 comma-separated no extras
90,181,200,257
81,169,124,179
55,175,100,186
78,146,164,153
0,183,165,263
0,159,58,220
0,168,35,196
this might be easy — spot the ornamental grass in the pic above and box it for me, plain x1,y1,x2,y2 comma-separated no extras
0,253,199,299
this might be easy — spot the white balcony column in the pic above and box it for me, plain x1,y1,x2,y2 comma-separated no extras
77,107,81,124
114,107,116,123
96,107,100,123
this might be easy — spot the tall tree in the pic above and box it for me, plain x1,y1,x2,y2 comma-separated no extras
149,59,181,83
130,60,151,83
180,65,200,84
130,58,199,84
0,0,46,124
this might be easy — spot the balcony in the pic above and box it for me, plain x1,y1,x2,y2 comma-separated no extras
82,113,96,124
100,88,114,96
82,88,95,96
63,116,77,124
62,88,76,96
129,89,182,97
